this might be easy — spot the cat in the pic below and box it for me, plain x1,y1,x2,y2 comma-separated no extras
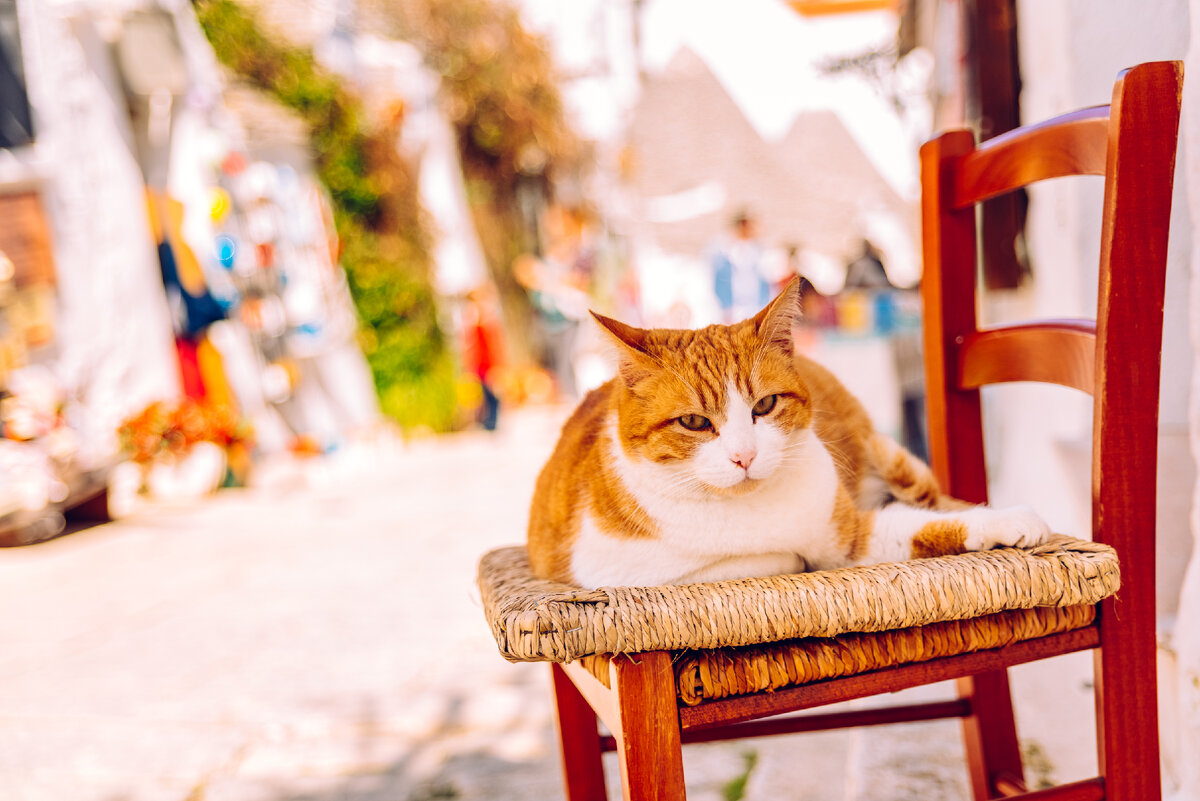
527,278,1051,589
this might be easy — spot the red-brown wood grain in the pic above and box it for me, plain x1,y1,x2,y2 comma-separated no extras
560,659,618,733
679,699,969,742
958,321,1097,392
609,652,687,801
678,627,1098,730
920,127,991,506
958,670,1026,800
1088,59,1181,801
953,107,1110,207
996,777,1106,801
551,664,608,801
919,59,1182,801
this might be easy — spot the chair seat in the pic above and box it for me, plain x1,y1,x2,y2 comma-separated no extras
478,535,1119,668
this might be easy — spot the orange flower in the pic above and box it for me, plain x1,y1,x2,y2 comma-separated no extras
118,399,254,464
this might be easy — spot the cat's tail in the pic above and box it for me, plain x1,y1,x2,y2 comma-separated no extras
865,432,973,511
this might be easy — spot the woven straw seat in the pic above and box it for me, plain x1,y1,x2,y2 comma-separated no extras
478,535,1119,705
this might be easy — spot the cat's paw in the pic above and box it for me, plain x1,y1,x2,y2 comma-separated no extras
963,505,1052,552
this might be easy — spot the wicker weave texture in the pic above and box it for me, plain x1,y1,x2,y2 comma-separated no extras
580,604,1094,705
478,536,1119,663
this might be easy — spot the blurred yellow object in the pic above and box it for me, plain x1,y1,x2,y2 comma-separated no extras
165,197,207,296
145,190,208,297
457,376,483,411
225,441,253,485
0,335,19,387
196,335,237,411
836,290,872,335
144,190,164,242
209,187,231,223
788,0,898,15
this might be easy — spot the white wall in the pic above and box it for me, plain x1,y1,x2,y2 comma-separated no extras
1176,4,1200,797
1011,1,1195,794
1012,0,1194,607
7,0,182,465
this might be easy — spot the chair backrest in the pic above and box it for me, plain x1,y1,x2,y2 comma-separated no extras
920,61,1182,560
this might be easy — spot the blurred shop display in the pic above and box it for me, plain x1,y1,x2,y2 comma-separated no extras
0,0,122,543
0,0,379,543
109,398,252,516
199,158,380,455
0,366,91,545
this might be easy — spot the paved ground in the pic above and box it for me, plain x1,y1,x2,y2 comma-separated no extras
0,404,1095,800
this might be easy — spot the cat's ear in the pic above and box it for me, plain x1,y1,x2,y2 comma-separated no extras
751,276,801,356
591,311,657,387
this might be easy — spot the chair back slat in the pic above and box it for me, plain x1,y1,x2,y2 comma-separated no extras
958,321,1096,393
921,128,988,503
953,107,1110,208
919,60,1183,529
1091,61,1182,548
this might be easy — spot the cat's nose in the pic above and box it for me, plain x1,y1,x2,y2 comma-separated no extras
730,451,756,470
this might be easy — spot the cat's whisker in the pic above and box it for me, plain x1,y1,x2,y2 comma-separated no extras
649,473,708,500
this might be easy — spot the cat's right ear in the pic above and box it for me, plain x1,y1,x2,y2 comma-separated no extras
591,311,657,387
751,276,802,356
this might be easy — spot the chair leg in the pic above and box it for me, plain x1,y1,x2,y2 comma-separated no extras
1094,596,1161,801
551,663,608,801
958,670,1025,799
610,651,687,801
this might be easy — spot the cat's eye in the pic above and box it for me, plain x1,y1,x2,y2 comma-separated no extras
677,414,712,432
752,394,778,416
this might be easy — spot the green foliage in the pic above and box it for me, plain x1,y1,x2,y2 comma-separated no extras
391,0,575,190
722,751,759,801
196,0,456,432
378,354,462,434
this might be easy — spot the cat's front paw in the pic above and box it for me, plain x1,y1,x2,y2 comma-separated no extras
963,505,1052,552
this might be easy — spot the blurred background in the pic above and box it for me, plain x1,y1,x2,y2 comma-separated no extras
1,0,1199,799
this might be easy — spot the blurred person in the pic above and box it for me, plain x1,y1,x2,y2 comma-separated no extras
842,239,926,458
711,209,771,323
844,238,893,290
891,318,928,463
461,286,506,432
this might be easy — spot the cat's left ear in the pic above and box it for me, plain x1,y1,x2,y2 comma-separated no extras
591,311,657,387
751,276,801,356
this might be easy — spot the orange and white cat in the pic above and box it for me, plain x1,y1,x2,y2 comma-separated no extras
527,279,1050,589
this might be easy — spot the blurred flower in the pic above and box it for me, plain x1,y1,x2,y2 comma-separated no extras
117,399,253,465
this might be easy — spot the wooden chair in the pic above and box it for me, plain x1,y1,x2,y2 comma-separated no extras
478,60,1182,801
919,59,1182,800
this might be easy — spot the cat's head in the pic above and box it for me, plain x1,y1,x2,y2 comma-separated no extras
593,279,812,495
